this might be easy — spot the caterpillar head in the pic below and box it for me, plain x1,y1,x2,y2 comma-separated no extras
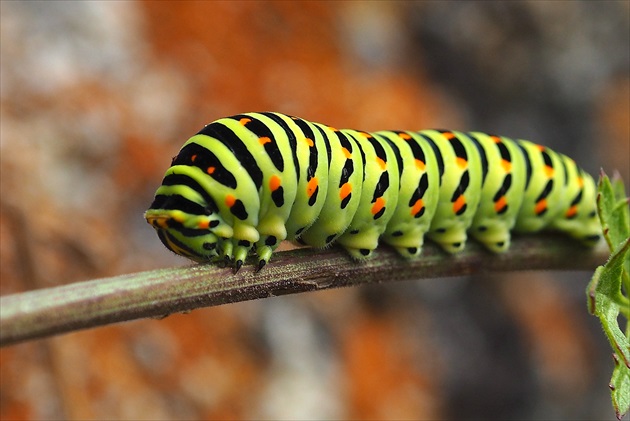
145,192,232,262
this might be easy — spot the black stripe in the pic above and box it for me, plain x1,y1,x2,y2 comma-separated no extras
198,122,263,189
160,173,219,213
466,133,488,185
232,114,284,172
516,141,533,191
291,117,319,179
151,194,209,216
492,174,513,202
451,170,470,202
536,179,554,202
174,143,237,189
420,134,444,183
262,112,300,182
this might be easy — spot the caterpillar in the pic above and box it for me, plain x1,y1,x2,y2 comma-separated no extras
145,112,601,272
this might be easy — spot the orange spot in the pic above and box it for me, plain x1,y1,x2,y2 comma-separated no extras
491,136,501,143
453,195,466,214
198,220,210,229
342,147,352,159
328,126,338,132
577,176,584,187
536,144,545,152
225,194,236,208
534,199,547,215
494,196,507,213
371,197,385,216
443,132,455,140
269,175,281,191
206,166,215,174
411,199,424,216
415,159,426,171
339,183,352,201
500,159,512,172
456,157,468,169
239,118,251,125
191,154,197,162
398,132,411,140
565,205,578,218
259,136,271,145
544,165,554,178
375,156,386,170
306,177,318,197
305,137,314,147
359,132,372,138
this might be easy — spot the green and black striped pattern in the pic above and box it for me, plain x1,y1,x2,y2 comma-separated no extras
145,112,601,271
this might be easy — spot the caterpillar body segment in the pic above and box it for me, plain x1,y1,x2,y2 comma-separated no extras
145,112,601,271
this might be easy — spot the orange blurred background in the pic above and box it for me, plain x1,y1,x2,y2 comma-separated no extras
1,2,628,419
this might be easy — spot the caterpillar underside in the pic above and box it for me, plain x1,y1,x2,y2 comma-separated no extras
145,112,601,271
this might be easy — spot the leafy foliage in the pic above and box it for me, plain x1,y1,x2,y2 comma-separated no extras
587,171,630,420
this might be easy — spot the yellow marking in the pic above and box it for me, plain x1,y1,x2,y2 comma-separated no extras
500,159,512,172
494,196,507,213
269,175,282,192
371,197,385,216
543,165,554,178
339,183,352,201
411,199,424,217
453,195,466,214
306,177,318,197
398,132,411,140
305,137,314,147
342,147,352,159
534,199,547,215
456,157,468,169
415,159,426,171
577,176,584,187
359,132,372,138
443,132,455,140
375,156,386,170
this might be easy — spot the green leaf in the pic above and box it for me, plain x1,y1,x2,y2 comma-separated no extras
589,171,630,419
598,170,630,255
610,354,630,421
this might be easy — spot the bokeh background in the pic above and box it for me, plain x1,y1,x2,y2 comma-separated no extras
1,1,628,419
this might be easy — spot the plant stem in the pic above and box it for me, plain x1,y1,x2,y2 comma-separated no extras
0,234,609,346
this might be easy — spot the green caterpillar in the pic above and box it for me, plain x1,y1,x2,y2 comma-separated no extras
145,112,601,271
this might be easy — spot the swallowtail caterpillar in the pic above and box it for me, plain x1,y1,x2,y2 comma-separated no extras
145,112,601,271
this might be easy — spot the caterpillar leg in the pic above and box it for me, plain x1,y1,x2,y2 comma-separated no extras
255,235,280,271
426,227,467,253
382,226,427,259
470,224,511,253
337,227,380,260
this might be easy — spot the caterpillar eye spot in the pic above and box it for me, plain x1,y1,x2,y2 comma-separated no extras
146,112,601,269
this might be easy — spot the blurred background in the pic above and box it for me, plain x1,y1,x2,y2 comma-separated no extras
1,1,628,419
